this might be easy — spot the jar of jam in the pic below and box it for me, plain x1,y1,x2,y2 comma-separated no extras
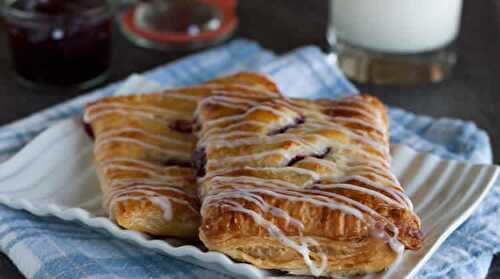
2,0,113,89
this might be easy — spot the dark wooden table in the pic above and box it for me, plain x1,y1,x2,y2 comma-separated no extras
0,0,499,278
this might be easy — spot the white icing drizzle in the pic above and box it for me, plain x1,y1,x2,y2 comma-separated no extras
308,154,389,176
346,164,399,184
96,127,188,146
205,136,328,169
86,100,198,224
326,106,379,122
313,183,402,208
334,95,377,107
206,177,379,219
86,109,168,124
201,102,298,130
89,78,287,226
84,102,188,123
107,184,192,203
106,195,164,219
203,176,406,274
305,120,390,159
203,83,280,97
101,164,187,183
95,136,190,161
333,97,388,131
212,120,267,132
108,194,194,221
285,167,321,182
102,158,199,221
219,200,327,277
328,116,385,135
208,134,308,149
150,196,174,220
328,175,413,210
199,130,263,146
198,120,293,146
99,157,186,173
196,92,414,276
195,95,258,115
98,157,197,220
325,171,408,208
107,186,198,218
110,178,195,195
307,140,391,170
207,149,292,165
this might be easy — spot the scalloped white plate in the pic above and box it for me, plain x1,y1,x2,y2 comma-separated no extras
0,117,497,279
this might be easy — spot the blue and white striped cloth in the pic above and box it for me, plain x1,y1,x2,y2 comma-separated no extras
0,39,498,279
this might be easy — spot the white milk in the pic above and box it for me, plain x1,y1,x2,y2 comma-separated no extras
330,0,463,53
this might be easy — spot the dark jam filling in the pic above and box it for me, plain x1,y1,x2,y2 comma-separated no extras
267,116,305,136
192,147,207,177
408,227,424,242
192,116,202,132
5,0,111,86
169,120,193,134
161,159,192,168
287,147,331,167
82,121,95,140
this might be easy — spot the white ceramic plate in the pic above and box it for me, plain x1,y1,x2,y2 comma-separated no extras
0,118,497,279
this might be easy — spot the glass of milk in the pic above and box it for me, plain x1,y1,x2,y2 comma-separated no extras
328,0,463,85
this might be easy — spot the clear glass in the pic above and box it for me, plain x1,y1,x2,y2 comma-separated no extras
328,0,463,85
117,0,237,51
1,0,113,89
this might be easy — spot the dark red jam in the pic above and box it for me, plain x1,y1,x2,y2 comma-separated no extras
192,147,207,177
287,147,331,166
4,0,112,86
82,120,94,140
169,119,193,134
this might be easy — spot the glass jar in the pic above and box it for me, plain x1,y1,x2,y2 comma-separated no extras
118,0,237,51
2,0,114,89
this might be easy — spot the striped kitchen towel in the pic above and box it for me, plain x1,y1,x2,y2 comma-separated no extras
0,39,496,279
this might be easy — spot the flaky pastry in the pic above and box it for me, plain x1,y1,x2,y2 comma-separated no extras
193,80,423,276
83,72,281,238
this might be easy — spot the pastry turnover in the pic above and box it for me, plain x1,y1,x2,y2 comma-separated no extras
84,71,422,276
83,72,281,238
194,84,423,276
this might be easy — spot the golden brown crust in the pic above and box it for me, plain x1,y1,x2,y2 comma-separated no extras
85,72,282,238
195,82,423,276
199,234,398,277
204,71,281,94
87,93,200,238
113,199,200,238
